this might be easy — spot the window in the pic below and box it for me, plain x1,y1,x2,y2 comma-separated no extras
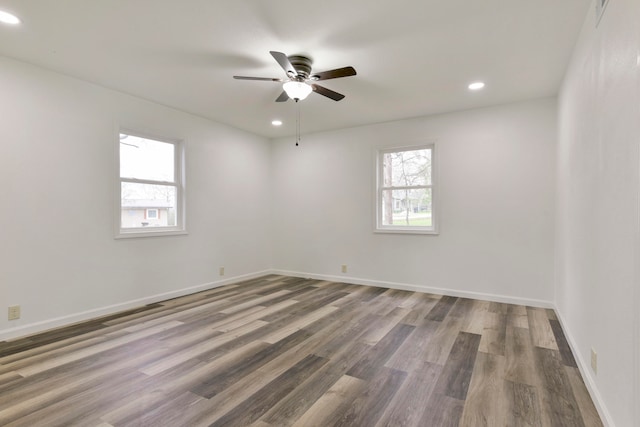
145,209,158,220
376,144,437,234
117,130,185,238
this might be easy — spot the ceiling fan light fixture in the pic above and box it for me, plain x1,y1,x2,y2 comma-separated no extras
283,81,312,101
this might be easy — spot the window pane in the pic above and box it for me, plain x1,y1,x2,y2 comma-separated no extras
381,188,432,227
121,182,177,228
382,148,432,187
120,134,175,182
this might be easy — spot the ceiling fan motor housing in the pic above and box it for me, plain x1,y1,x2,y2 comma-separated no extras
288,55,313,79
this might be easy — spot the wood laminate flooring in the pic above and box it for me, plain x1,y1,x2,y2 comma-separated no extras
0,275,603,426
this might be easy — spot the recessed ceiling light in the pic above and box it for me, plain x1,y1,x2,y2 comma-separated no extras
271,120,283,126
468,82,485,91
0,10,20,25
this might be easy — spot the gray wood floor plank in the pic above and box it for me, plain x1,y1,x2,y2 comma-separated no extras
549,318,578,368
527,307,559,350
459,351,507,426
191,329,313,399
375,360,442,427
534,347,586,427
419,391,465,427
385,320,440,372
329,367,407,427
346,323,414,380
565,366,604,427
504,380,543,427
479,311,507,355
260,342,371,426
290,374,367,427
208,354,328,427
425,295,458,321
505,325,538,386
435,331,482,400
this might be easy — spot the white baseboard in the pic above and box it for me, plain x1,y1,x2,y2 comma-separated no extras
0,270,272,342
553,310,615,427
270,269,554,309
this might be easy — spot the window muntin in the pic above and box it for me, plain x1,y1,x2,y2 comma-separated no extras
376,145,436,234
117,131,185,237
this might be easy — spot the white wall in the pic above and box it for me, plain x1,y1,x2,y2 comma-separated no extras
271,98,557,304
0,56,272,339
556,0,640,425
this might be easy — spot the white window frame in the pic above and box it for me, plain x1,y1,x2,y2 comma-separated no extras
375,144,438,235
116,129,187,239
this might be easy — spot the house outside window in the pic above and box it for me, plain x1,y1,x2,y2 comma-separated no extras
376,144,437,234
117,130,186,238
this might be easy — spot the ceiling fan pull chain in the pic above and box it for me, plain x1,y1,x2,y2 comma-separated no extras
296,100,301,147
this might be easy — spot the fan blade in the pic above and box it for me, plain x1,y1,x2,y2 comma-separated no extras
311,66,357,81
312,84,345,101
233,76,283,81
275,91,289,102
270,51,298,77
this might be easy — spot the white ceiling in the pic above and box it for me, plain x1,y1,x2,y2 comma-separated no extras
0,0,590,138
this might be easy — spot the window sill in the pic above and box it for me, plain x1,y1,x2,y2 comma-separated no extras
115,229,188,239
374,228,439,235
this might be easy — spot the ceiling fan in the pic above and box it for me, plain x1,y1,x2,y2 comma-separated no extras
233,51,356,102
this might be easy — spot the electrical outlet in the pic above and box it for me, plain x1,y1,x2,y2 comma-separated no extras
341,264,347,273
8,305,20,320
591,348,597,374
219,267,225,276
